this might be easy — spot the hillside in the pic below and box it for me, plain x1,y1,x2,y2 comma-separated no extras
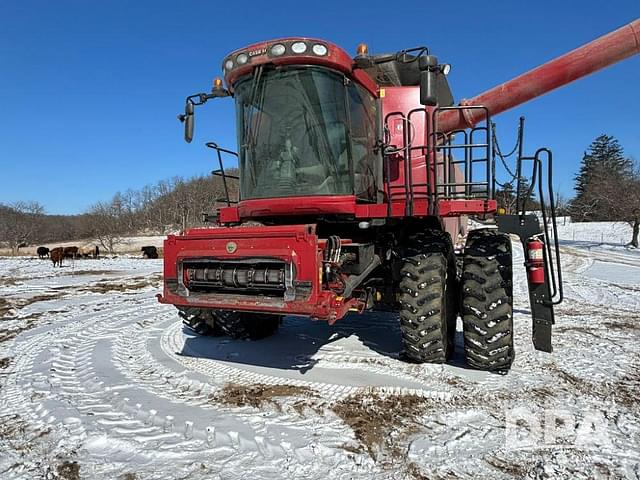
0,171,238,254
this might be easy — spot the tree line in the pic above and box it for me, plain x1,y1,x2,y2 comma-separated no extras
2,134,638,253
493,134,638,247
0,171,239,254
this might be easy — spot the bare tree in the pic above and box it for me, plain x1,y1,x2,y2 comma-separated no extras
84,201,126,254
0,201,45,254
1,170,239,250
586,160,640,247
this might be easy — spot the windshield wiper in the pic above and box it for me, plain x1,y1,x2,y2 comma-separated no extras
242,65,265,188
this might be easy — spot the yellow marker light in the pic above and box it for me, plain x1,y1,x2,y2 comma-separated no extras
497,207,506,215
356,43,368,56
213,77,223,90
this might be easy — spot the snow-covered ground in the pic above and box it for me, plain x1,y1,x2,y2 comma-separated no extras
0,235,168,256
556,221,640,288
0,223,639,479
557,220,635,248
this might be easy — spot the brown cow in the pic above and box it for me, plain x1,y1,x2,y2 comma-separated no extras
79,245,99,258
50,247,64,267
63,246,79,259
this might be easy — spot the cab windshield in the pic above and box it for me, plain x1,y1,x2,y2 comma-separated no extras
235,66,378,201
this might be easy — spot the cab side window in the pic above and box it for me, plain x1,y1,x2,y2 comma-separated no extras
348,84,378,201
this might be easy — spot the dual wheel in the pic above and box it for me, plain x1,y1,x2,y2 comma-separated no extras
179,307,281,340
398,229,514,371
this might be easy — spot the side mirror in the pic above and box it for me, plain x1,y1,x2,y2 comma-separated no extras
177,101,195,143
178,82,230,144
419,55,438,106
184,102,194,143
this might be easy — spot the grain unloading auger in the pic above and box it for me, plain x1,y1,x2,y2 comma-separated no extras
159,19,640,371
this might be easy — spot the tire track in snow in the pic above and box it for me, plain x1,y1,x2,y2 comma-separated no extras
160,317,457,400
1,292,379,478
2,248,639,479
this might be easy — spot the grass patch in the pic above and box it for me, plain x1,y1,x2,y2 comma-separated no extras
0,298,12,318
613,359,640,410
0,277,19,287
1,293,67,319
547,360,640,411
0,414,28,440
213,383,315,410
331,391,429,463
603,319,640,331
80,275,162,294
0,292,68,343
0,312,46,344
65,270,118,277
485,455,537,477
56,460,80,480
21,294,66,308
0,309,65,344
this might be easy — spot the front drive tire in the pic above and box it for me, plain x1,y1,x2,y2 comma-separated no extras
398,230,457,363
461,230,514,371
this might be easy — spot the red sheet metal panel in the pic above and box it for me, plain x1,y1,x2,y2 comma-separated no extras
159,224,361,321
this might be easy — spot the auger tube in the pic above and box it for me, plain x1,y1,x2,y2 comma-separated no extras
437,18,640,133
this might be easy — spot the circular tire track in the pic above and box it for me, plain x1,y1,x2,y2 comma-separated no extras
0,291,391,478
2,248,640,479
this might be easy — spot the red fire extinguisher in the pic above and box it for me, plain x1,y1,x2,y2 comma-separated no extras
527,238,545,285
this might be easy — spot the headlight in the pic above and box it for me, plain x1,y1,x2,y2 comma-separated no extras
225,59,234,71
270,43,286,56
312,44,328,56
291,41,307,54
236,53,248,65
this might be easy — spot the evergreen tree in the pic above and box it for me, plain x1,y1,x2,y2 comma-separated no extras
570,135,640,247
495,176,538,214
571,135,632,221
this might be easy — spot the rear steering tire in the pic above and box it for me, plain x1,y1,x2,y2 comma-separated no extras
178,308,280,340
216,311,281,340
178,307,224,336
398,230,458,363
178,307,282,340
461,229,514,371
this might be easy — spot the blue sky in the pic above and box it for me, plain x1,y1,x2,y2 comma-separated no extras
1,1,638,214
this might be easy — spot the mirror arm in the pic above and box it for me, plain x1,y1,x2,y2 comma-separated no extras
186,92,210,106
208,89,231,99
178,87,231,143
177,89,230,121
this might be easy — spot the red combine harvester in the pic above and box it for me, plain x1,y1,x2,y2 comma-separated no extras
159,20,640,371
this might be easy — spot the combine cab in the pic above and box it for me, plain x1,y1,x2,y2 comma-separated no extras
159,21,640,371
